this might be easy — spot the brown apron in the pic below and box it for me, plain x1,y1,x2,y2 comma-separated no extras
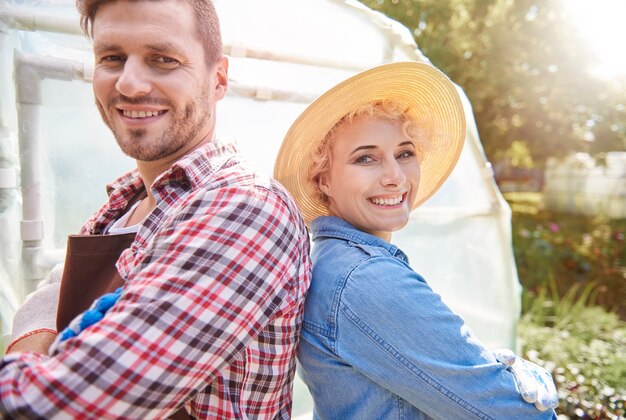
56,232,193,420
56,233,135,331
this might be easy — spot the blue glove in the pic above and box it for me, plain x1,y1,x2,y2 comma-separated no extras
492,348,559,411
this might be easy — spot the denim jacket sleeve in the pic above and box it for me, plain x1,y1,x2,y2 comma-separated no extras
334,254,556,420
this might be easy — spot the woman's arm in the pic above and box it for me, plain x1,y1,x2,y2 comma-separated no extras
334,256,556,419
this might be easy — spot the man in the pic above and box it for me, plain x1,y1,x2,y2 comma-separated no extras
0,0,311,418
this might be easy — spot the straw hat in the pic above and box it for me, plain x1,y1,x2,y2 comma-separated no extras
273,61,466,225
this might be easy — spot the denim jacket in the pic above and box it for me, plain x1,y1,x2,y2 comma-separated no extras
297,216,556,420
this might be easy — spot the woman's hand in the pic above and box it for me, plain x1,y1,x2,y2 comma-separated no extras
492,348,559,411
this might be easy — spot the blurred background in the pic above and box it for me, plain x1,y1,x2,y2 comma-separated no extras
358,0,625,418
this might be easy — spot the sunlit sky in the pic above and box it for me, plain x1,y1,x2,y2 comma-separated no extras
563,0,626,80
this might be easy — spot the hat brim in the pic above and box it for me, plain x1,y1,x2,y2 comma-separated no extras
274,61,466,226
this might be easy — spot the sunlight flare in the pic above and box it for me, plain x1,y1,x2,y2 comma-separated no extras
563,0,626,79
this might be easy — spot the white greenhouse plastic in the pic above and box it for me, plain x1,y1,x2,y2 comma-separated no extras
1,0,521,416
543,152,626,219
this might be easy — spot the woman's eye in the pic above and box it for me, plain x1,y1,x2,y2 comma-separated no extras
397,150,415,159
354,155,374,164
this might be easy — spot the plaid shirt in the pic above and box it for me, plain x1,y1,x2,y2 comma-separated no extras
0,139,311,419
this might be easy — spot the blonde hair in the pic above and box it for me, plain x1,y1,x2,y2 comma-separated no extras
308,99,430,205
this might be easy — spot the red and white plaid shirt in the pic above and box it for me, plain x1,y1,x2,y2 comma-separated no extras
0,139,312,419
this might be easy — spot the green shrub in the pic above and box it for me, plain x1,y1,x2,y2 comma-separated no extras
506,192,626,318
519,286,626,419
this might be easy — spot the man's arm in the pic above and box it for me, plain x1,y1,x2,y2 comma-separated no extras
6,332,57,354
5,264,63,354
1,186,307,418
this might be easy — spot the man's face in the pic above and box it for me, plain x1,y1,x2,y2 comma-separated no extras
91,0,228,164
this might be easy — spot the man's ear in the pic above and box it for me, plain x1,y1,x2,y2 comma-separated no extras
213,56,229,101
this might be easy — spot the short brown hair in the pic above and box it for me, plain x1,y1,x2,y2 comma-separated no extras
308,99,430,205
76,0,223,64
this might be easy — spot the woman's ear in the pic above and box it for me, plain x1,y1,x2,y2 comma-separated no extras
317,173,331,196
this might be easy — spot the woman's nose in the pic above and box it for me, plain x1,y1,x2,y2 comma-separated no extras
115,57,151,98
381,160,406,186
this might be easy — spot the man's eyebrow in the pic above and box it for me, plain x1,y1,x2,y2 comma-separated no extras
145,42,184,55
93,43,122,55
93,42,184,56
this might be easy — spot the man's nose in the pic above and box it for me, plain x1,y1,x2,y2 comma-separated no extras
115,57,151,97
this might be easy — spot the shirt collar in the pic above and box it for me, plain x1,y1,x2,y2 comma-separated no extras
155,137,240,191
310,216,408,261
104,169,144,212
104,138,240,207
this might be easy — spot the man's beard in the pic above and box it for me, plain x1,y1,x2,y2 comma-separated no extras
97,87,210,162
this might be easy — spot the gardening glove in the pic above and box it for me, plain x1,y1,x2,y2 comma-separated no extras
492,348,559,411
7,263,63,352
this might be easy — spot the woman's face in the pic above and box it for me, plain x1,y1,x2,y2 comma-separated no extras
318,116,421,241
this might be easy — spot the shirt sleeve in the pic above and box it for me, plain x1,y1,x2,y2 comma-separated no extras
0,185,306,418
334,255,556,420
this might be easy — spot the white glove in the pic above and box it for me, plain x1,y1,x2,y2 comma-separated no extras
9,264,64,345
492,348,559,411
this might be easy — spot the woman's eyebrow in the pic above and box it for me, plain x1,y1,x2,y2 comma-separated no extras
349,141,415,155
349,145,377,156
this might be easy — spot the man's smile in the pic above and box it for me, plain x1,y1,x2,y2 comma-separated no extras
120,109,166,119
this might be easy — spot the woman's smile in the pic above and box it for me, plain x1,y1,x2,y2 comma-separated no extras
369,193,407,207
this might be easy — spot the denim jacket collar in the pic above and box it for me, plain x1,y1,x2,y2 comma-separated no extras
310,216,409,263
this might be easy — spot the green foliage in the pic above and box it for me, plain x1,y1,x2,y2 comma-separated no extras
507,192,626,418
359,0,626,165
506,140,534,168
519,294,626,418
522,275,600,329
507,193,626,317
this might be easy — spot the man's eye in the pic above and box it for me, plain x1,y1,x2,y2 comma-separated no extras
102,55,124,62
156,56,179,65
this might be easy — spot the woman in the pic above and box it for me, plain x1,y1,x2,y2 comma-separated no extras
274,62,557,419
